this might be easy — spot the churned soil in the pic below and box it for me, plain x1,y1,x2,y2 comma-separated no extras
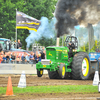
0,75,100,100
0,74,93,87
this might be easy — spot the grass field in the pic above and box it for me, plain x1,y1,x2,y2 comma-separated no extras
0,85,98,95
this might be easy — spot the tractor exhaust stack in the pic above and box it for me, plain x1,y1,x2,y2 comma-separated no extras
56,37,59,47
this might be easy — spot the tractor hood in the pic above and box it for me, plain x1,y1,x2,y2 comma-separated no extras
46,46,69,62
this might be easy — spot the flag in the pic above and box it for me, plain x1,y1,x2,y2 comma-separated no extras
16,11,41,32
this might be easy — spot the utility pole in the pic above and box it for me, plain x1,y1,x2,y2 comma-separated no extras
88,23,94,53
16,8,17,49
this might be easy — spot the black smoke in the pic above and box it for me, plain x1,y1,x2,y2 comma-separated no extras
55,0,100,37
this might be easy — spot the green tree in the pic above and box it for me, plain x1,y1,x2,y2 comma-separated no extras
37,36,56,47
0,0,57,49
79,40,99,53
0,0,16,38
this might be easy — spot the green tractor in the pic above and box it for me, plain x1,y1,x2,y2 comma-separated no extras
36,36,91,80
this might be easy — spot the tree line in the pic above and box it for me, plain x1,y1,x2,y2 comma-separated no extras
0,0,57,49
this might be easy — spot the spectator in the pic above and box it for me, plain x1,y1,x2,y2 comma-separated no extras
0,52,3,63
6,52,10,63
21,52,26,64
29,52,35,64
16,53,22,64
35,52,41,63
10,52,16,63
17,39,22,49
2,54,7,63
25,53,30,63
33,52,36,64
33,52,36,58
1,51,4,55
41,47,46,59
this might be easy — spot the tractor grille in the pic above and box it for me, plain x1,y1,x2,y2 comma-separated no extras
41,59,50,65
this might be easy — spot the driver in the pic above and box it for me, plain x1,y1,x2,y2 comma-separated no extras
68,42,75,58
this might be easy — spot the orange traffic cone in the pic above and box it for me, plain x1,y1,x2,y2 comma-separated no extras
6,76,13,96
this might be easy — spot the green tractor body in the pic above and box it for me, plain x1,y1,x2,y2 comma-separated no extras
36,36,91,80
36,46,73,72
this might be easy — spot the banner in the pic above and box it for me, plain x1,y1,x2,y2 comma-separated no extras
16,11,41,31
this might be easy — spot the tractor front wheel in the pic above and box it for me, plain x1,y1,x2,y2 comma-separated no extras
37,69,43,77
72,52,91,80
48,70,60,79
59,64,66,79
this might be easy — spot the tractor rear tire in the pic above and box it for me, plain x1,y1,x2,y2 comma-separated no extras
72,52,91,80
48,70,60,79
37,69,43,77
59,64,66,79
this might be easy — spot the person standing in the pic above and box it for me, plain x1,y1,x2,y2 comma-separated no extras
40,47,46,59
17,39,22,49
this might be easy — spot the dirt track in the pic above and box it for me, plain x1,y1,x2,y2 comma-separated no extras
0,75,100,100
0,74,94,87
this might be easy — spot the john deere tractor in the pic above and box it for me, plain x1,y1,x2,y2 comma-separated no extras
36,36,91,80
